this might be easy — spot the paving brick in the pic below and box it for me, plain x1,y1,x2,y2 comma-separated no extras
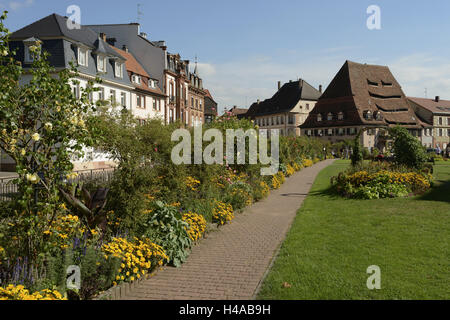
120,160,334,300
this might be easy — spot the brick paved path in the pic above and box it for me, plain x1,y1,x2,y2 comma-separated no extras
122,160,334,300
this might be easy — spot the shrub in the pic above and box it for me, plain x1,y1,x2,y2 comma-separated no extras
212,201,234,226
182,212,207,242
332,168,432,199
141,201,191,267
0,285,66,300
389,126,428,169
102,237,168,285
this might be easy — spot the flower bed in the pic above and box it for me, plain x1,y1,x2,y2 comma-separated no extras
332,166,433,199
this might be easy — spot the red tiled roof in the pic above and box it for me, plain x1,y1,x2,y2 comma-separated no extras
110,45,165,96
110,46,149,78
301,60,421,129
407,97,450,115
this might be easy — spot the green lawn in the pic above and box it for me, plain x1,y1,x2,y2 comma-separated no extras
257,160,450,300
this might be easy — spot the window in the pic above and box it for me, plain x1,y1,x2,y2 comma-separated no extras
132,75,141,85
338,128,344,136
98,87,105,101
115,62,123,78
364,110,373,120
200,101,202,111
110,90,116,105
327,128,333,136
78,48,88,67
97,55,106,72
327,113,333,121
448,129,450,136
439,117,443,125
281,116,284,124
317,114,322,122
72,85,80,99
439,128,443,136
153,98,157,110
121,92,126,108
137,95,145,108
306,104,310,111
338,112,344,120
157,99,161,111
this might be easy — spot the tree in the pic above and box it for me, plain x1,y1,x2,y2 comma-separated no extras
351,132,363,166
0,11,98,258
389,126,427,169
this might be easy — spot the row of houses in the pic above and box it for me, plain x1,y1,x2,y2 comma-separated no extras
0,13,219,171
241,60,450,152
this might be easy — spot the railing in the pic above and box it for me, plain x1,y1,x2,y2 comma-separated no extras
0,168,116,202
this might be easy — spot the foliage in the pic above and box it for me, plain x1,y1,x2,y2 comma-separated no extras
212,200,234,226
350,132,363,166
389,126,428,169
0,285,66,300
0,11,98,261
102,237,168,285
141,201,191,267
332,165,433,199
182,212,207,242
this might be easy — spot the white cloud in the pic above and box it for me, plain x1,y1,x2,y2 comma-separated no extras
6,0,34,11
199,53,345,114
200,50,450,115
389,53,450,100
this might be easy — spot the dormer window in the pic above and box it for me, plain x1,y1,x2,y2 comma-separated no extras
97,55,106,72
132,75,141,84
374,111,383,121
338,112,344,120
363,110,373,120
23,37,42,63
115,62,123,78
327,112,333,121
317,114,322,122
78,47,88,67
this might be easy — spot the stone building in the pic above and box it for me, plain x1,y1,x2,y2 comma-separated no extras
245,80,322,136
300,60,424,151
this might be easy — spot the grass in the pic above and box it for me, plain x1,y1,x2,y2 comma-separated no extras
257,160,450,300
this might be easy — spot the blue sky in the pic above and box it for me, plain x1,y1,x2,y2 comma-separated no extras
2,0,450,113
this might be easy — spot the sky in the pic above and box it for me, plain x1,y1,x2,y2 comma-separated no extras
2,0,450,114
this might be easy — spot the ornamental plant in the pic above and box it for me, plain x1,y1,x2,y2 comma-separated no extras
102,237,168,285
0,284,66,300
389,126,428,169
212,200,234,226
182,212,207,242
141,201,192,267
0,11,98,261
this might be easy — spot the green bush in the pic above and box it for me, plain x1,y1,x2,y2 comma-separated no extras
389,126,428,169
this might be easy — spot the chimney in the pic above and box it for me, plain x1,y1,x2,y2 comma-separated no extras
278,81,281,90
100,33,106,42
299,79,304,87
122,45,129,53
257,99,260,104
435,96,440,102
319,85,323,93
106,37,117,46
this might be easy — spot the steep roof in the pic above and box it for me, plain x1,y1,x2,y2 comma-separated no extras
246,79,321,117
204,89,215,102
10,13,122,59
408,97,450,115
110,46,149,77
301,60,421,129
109,45,164,96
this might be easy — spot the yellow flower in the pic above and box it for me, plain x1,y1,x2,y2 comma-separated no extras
31,133,40,141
